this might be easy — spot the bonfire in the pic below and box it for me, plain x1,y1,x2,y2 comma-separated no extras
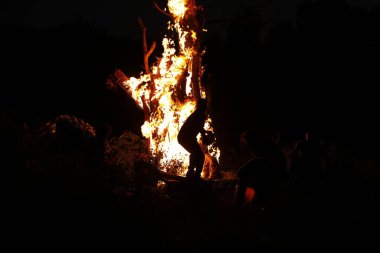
112,0,220,177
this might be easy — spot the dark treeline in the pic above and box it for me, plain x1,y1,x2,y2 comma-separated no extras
1,21,145,137
205,0,380,159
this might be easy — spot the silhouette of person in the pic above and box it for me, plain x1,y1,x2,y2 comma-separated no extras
178,98,208,180
235,131,287,208
234,130,287,240
290,129,324,193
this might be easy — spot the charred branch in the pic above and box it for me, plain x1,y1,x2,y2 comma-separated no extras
191,54,202,101
138,17,158,120
138,17,156,75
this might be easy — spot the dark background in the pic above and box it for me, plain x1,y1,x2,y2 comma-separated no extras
1,0,379,161
1,0,380,249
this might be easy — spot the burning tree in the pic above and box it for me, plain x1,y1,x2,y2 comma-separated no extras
115,0,220,176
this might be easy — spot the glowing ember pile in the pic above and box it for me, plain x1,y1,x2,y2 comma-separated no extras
121,0,220,176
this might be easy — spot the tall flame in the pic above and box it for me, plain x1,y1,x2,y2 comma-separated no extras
122,0,220,176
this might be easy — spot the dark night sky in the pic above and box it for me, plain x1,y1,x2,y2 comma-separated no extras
1,0,379,38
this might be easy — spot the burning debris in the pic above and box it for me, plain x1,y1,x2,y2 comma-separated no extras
112,0,220,176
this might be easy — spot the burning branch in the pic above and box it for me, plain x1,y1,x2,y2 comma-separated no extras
152,0,207,102
185,0,206,101
115,0,220,175
106,68,129,90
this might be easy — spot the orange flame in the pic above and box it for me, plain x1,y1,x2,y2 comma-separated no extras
122,0,220,176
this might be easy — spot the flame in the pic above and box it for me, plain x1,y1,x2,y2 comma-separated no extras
168,0,187,21
121,0,220,176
